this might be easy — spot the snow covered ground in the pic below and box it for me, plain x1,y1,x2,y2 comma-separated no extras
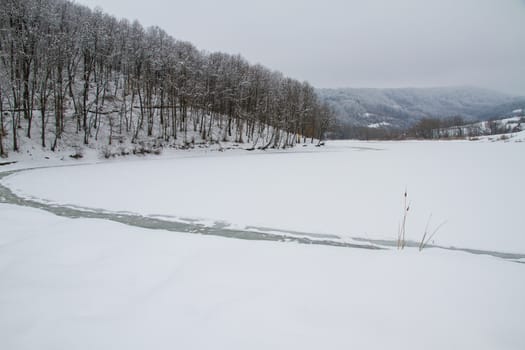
1,203,524,350
1,139,524,349
2,140,524,253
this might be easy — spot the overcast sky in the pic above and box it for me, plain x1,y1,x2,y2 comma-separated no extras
78,0,525,95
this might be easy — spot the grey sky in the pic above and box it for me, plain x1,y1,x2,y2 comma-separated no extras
78,0,525,95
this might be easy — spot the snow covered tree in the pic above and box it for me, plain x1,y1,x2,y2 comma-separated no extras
0,0,334,155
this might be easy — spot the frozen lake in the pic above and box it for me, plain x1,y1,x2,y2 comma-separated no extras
1,140,525,350
3,140,524,253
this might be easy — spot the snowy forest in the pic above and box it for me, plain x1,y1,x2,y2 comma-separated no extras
0,0,334,158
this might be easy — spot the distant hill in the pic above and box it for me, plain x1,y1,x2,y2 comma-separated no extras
317,87,525,129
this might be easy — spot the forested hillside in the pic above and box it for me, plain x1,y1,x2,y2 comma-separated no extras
0,0,333,158
318,87,524,129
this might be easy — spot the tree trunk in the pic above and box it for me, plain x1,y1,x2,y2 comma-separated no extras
0,90,5,157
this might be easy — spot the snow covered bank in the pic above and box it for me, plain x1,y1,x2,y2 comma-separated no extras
1,203,524,350
2,140,524,253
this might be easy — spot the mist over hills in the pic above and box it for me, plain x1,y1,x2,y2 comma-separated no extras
317,87,525,129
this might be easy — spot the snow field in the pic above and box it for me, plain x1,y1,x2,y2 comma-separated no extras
3,140,524,253
0,203,524,350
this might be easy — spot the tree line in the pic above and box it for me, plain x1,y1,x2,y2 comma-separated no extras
332,116,481,140
0,0,333,157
